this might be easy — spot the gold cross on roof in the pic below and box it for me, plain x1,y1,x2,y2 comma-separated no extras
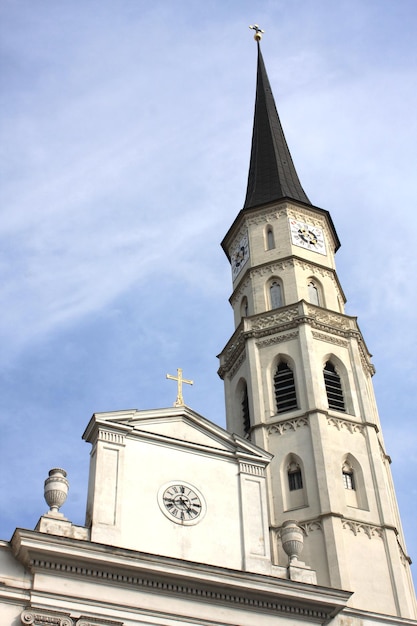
166,368,193,407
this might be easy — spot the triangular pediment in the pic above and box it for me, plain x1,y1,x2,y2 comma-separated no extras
83,405,272,464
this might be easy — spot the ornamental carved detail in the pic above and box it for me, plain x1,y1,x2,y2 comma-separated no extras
298,519,323,535
306,306,351,331
256,331,298,348
21,609,73,626
312,331,348,348
250,306,300,331
25,560,329,621
293,258,332,280
358,341,375,376
247,207,286,226
287,208,326,228
222,336,244,362
98,430,125,445
327,416,365,436
341,519,383,539
267,417,309,436
76,618,123,626
239,462,265,476
251,259,294,278
230,275,251,306
228,349,246,379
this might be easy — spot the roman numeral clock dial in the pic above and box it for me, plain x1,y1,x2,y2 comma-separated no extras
158,482,206,525
289,218,326,255
231,231,250,279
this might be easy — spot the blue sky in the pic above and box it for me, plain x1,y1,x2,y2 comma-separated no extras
1,0,416,587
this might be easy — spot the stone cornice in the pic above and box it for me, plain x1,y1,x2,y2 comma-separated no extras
11,529,350,622
272,514,404,547
218,301,374,379
267,416,309,436
20,608,123,626
229,256,345,308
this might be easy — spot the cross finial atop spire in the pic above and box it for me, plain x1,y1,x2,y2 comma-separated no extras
249,24,264,41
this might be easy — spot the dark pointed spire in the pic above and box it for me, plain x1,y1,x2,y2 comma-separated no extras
244,41,311,209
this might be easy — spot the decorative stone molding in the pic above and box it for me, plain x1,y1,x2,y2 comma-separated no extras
267,417,309,436
312,331,348,348
256,331,298,348
229,275,251,307
246,207,286,226
228,349,246,379
218,300,374,377
218,335,246,379
97,429,126,445
251,306,300,331
379,440,391,464
239,462,265,476
358,340,376,376
327,416,365,436
76,618,123,626
271,518,322,539
251,259,295,278
21,608,73,626
307,306,351,331
287,207,325,229
397,536,412,566
299,520,323,536
341,519,383,539
25,558,330,621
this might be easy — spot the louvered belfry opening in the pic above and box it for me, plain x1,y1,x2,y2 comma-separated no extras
242,385,251,435
274,362,298,413
324,361,345,412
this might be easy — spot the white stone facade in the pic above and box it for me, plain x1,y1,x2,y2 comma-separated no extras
218,198,417,618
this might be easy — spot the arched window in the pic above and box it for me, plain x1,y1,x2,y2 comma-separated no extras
308,281,320,306
242,384,251,436
342,462,355,490
270,281,282,309
324,361,345,412
281,455,308,511
341,455,368,510
240,296,248,318
274,362,298,413
266,226,275,250
288,461,303,491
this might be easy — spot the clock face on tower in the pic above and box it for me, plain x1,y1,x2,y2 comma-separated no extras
231,232,250,279
289,219,326,255
158,481,206,525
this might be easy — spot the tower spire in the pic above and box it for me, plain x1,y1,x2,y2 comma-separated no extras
244,33,311,209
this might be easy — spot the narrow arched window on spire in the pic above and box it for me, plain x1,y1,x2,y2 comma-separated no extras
288,462,303,491
274,362,298,413
342,463,355,490
308,281,320,306
240,296,249,318
324,361,345,412
266,226,275,250
270,281,282,309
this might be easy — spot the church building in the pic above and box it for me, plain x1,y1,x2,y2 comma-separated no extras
0,28,416,626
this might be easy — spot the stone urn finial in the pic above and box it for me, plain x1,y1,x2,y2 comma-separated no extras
44,468,69,514
281,520,304,564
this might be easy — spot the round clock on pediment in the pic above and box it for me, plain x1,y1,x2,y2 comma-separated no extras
158,481,206,525
231,231,250,279
289,218,326,255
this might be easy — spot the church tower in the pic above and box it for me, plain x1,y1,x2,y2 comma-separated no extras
218,30,416,618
